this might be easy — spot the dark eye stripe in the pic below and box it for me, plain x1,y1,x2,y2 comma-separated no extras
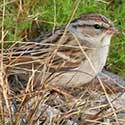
72,24,106,30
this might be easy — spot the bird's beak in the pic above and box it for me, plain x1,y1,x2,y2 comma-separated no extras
107,26,119,35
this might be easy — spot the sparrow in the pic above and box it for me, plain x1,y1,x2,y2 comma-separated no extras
3,13,118,87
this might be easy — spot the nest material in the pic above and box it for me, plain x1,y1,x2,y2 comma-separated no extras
0,69,125,125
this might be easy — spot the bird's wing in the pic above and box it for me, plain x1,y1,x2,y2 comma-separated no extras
3,27,89,73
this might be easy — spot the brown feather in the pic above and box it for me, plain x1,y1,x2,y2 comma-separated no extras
3,27,87,74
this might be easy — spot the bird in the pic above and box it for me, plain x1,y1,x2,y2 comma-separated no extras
4,13,118,87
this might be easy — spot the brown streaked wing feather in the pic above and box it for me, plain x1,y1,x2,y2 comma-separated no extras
3,27,88,72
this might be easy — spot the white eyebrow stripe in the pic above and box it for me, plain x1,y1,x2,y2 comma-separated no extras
71,20,101,26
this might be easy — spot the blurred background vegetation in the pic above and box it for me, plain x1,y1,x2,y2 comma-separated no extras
0,0,125,78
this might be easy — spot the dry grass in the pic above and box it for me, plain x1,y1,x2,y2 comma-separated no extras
0,0,125,125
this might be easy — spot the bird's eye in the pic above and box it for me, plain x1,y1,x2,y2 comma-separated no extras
94,24,102,29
